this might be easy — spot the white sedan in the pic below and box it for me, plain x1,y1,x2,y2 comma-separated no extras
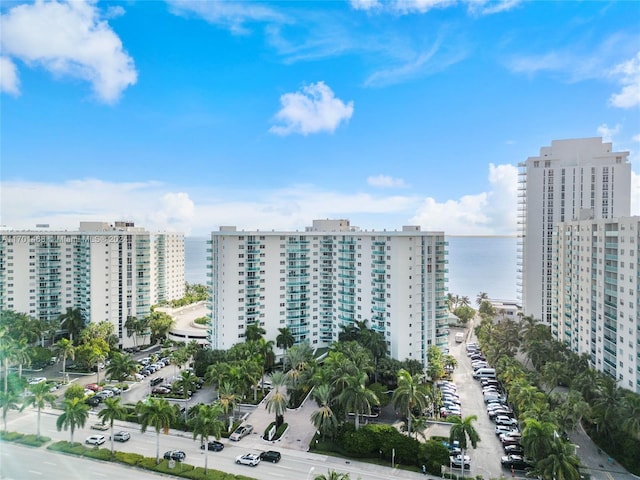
235,453,261,466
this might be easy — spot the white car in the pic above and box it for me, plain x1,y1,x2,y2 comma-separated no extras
85,435,106,445
235,453,261,466
229,424,253,441
28,377,47,385
450,454,471,469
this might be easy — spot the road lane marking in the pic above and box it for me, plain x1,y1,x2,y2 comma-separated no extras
27,471,43,475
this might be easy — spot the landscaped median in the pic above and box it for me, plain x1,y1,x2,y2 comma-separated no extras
46,441,257,480
0,431,51,447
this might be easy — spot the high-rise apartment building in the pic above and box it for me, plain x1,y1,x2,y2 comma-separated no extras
207,219,449,365
0,221,185,347
518,138,631,324
553,216,639,393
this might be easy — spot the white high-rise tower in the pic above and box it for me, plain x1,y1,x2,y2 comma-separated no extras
518,138,631,324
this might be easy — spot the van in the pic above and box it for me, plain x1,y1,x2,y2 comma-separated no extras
472,368,496,379
455,332,464,343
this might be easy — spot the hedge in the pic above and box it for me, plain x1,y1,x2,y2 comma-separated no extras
0,431,50,447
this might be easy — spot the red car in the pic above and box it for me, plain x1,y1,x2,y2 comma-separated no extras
86,383,102,392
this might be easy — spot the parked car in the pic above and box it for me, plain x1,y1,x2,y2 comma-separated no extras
85,383,102,392
201,440,224,451
501,455,534,470
503,445,525,456
85,435,106,445
152,386,171,395
163,450,186,461
495,416,518,427
150,377,164,387
496,425,519,436
28,377,47,385
260,450,281,463
450,454,471,469
235,453,261,466
229,425,253,441
90,423,109,431
85,397,101,407
103,386,121,395
111,431,130,442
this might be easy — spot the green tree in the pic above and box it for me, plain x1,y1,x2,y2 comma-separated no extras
535,437,581,480
56,397,90,444
521,418,556,461
245,322,266,342
106,352,138,383
392,369,429,436
266,384,288,428
621,393,640,440
448,415,480,477
337,373,379,430
174,369,200,421
476,292,489,307
0,389,20,431
148,311,174,344
453,305,475,324
23,381,57,438
311,384,339,440
64,384,86,401
53,338,75,383
57,307,84,344
188,403,225,474
314,471,351,480
98,397,126,455
276,327,295,368
137,397,176,464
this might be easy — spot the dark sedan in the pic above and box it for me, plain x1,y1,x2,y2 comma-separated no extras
200,441,224,451
501,455,533,471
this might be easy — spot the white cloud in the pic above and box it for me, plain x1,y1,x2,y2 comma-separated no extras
0,0,137,103
0,56,20,95
409,163,518,235
632,134,640,143
367,175,409,188
608,51,640,109
1,164,519,237
349,0,521,15
166,0,284,34
597,123,621,143
269,81,354,136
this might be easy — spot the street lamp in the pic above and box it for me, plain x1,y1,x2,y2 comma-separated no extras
306,466,315,480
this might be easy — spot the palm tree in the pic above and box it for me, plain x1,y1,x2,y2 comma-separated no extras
56,397,90,444
53,338,75,383
621,393,640,440
448,415,480,477
310,384,338,440
57,307,84,344
265,384,288,428
314,471,351,480
137,397,176,464
188,403,225,474
124,316,139,347
174,370,199,421
476,292,488,306
535,437,581,480
0,389,20,431
276,327,295,369
392,369,429,436
98,397,126,455
216,381,238,430
106,351,138,383
23,381,57,438
12,338,30,379
337,373,378,430
521,418,556,461
0,331,19,392
245,322,265,342
540,360,569,395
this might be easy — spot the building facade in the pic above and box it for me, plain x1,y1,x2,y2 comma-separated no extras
207,220,449,365
553,216,639,393
0,221,185,347
518,138,631,324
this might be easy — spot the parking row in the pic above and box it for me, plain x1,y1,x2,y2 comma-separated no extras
466,342,533,473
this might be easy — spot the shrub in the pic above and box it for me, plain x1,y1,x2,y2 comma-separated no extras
16,433,50,447
84,447,112,461
114,451,145,466
419,439,450,475
64,384,86,400
0,431,23,442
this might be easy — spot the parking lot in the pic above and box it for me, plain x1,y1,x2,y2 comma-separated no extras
448,327,517,480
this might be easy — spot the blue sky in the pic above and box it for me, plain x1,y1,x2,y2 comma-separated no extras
1,0,639,236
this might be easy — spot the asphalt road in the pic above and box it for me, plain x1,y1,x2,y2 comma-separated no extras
4,408,430,480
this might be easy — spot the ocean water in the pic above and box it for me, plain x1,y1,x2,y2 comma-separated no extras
185,235,519,302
